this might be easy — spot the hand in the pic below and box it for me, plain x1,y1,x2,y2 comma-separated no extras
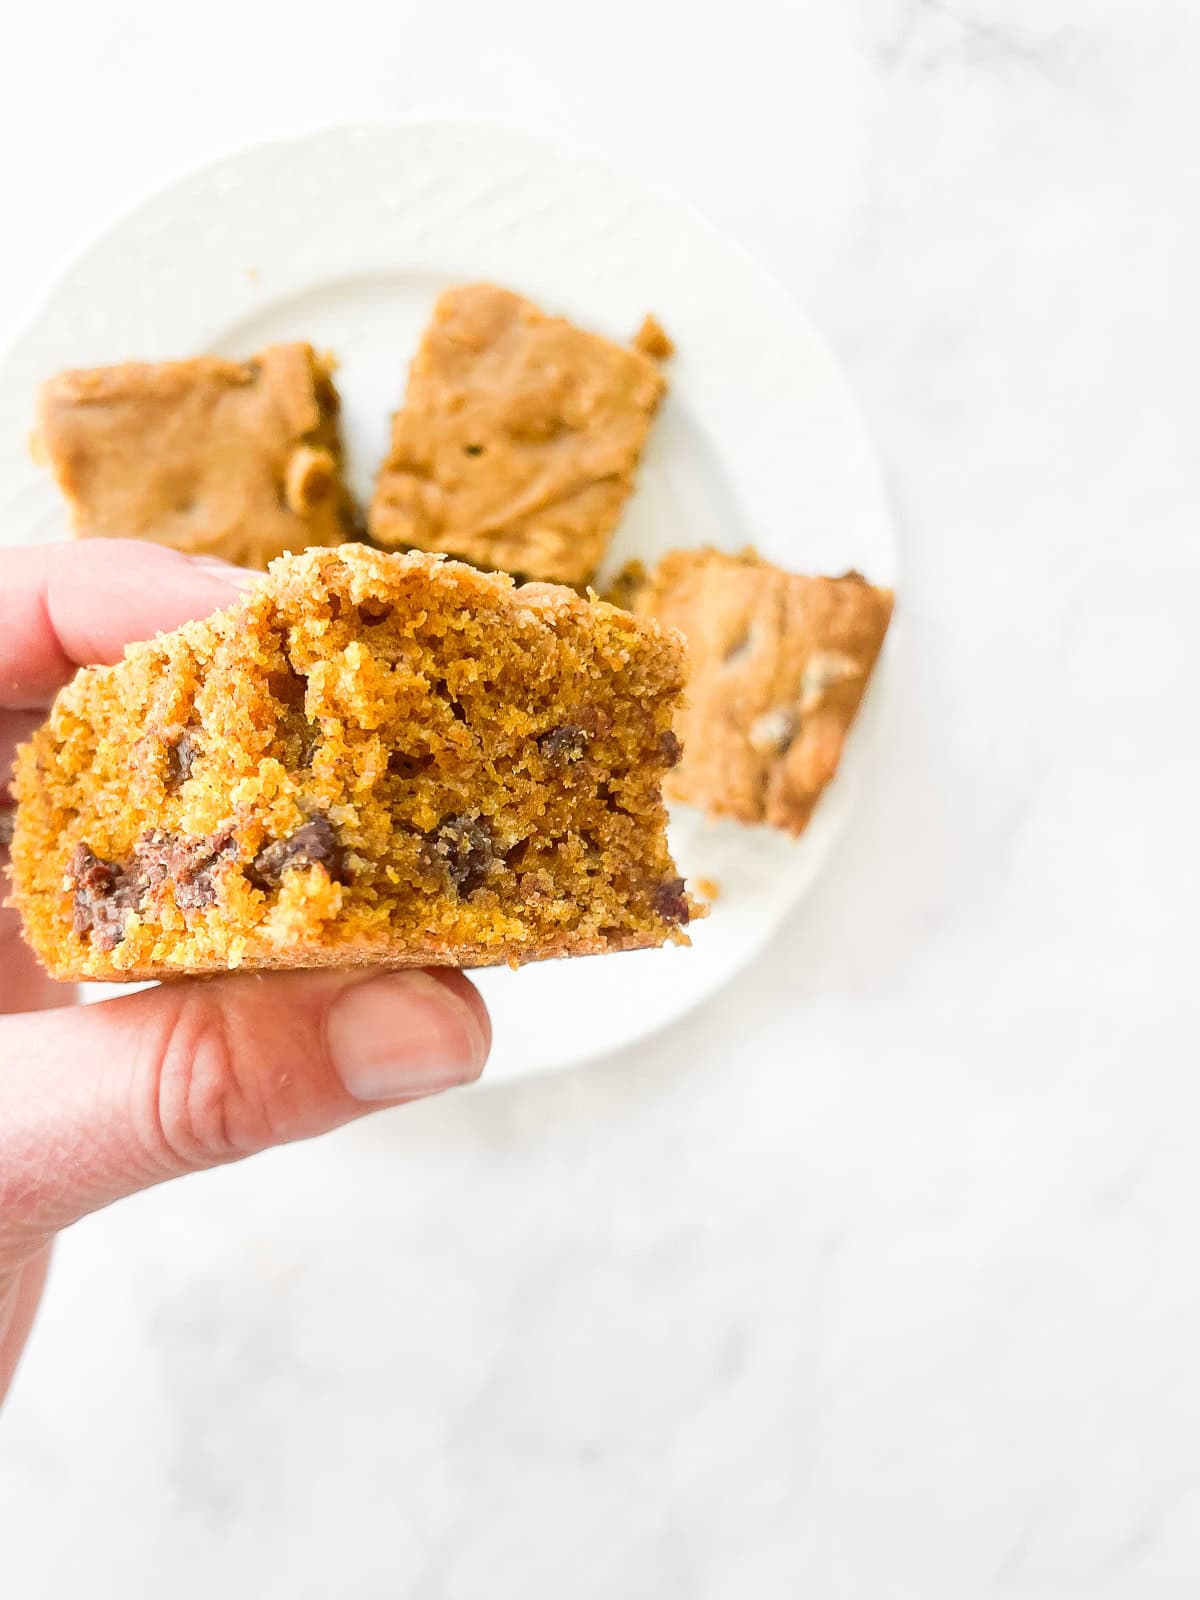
0,541,490,1402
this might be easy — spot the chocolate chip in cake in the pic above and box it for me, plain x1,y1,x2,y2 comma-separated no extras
538,723,591,765
249,816,348,890
135,826,239,911
538,706,612,767
69,842,142,950
422,813,496,896
651,877,690,925
658,728,682,768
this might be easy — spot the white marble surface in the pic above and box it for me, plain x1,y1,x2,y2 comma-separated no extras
2,2,1198,1594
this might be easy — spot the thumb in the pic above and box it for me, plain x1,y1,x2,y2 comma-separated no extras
0,968,488,1262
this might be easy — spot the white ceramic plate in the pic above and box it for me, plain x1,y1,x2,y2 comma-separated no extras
0,122,896,1082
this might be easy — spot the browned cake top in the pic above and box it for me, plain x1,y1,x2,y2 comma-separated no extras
35,344,354,569
369,284,667,586
627,548,893,835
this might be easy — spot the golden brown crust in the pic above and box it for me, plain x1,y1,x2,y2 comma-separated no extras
368,284,667,587
627,548,893,835
35,345,357,569
10,545,696,982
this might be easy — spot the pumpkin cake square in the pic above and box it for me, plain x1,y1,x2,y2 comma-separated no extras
369,284,668,587
622,548,893,835
34,344,356,569
10,546,697,982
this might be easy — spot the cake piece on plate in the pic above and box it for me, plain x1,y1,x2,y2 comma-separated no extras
34,344,356,569
369,284,669,587
10,545,696,982
622,548,893,835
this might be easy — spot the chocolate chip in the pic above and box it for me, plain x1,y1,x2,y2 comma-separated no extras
135,827,239,911
166,730,201,790
69,828,242,946
249,816,347,890
538,707,611,766
0,807,14,850
652,877,690,925
658,729,682,768
356,599,392,626
422,813,495,896
538,723,591,765
69,843,141,950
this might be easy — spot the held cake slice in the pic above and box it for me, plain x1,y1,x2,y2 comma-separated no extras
34,344,356,569
369,284,668,587
10,546,696,982
622,548,893,835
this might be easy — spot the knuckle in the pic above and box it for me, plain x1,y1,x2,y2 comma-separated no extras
145,992,271,1170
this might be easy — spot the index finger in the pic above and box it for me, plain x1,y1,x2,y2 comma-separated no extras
0,539,257,709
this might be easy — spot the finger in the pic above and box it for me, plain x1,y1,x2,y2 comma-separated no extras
0,913,65,1017
0,967,489,1262
0,540,257,709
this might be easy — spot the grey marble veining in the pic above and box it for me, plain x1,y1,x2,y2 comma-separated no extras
2,2,1198,1595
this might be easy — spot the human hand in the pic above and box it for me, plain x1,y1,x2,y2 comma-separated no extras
0,540,490,1402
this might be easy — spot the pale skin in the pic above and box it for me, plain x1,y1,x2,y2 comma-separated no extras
0,541,491,1403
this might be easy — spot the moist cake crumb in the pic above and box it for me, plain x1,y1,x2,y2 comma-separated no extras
11,545,697,981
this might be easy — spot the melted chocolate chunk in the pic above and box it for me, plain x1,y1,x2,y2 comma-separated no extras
652,877,690,925
537,706,611,767
538,723,591,765
70,843,141,950
165,730,201,790
249,816,348,890
70,827,242,947
422,813,495,896
135,827,239,911
658,729,682,768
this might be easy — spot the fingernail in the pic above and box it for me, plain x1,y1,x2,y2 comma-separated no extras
326,971,487,1102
